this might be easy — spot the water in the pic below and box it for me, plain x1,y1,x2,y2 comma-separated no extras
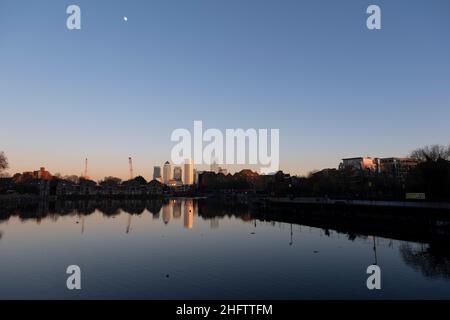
0,199,449,299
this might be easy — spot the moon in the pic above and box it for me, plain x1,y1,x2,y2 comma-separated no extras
123,16,128,22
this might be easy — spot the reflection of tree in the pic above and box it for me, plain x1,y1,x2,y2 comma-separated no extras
147,199,163,216
400,243,450,280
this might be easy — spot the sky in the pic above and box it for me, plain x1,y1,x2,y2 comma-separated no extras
1,0,449,180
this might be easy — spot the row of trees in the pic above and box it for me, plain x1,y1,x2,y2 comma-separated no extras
407,145,450,201
2,144,450,200
295,144,450,201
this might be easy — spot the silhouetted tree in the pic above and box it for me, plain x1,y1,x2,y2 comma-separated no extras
410,144,450,162
100,176,122,186
405,144,450,200
133,176,147,185
400,243,450,280
0,151,8,173
63,175,80,184
406,159,450,201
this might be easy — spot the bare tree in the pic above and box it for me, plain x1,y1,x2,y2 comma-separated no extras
0,151,8,173
410,144,450,162
63,175,80,184
99,176,122,186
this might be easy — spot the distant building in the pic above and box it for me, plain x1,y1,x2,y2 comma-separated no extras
173,166,182,181
195,170,203,185
167,179,182,187
163,161,172,184
35,167,53,180
380,157,417,180
183,159,194,185
14,167,53,183
340,157,380,172
339,156,418,180
153,166,162,181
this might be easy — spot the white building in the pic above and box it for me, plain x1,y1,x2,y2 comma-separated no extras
163,161,172,184
183,159,194,185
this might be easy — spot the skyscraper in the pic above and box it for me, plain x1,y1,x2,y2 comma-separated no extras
183,159,194,185
173,166,182,181
210,158,219,173
153,166,162,181
163,161,172,184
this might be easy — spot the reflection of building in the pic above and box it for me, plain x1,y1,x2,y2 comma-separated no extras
210,218,219,229
173,166,182,181
153,166,162,181
56,179,164,197
172,200,182,219
183,159,194,185
162,204,171,224
163,161,172,184
218,167,228,175
183,200,194,229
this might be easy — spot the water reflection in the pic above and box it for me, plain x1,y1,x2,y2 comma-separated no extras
1,198,450,285
400,242,450,280
184,200,194,229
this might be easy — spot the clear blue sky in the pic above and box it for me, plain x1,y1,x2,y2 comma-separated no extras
1,0,449,180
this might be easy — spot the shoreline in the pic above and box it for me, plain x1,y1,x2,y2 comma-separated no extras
2,193,450,210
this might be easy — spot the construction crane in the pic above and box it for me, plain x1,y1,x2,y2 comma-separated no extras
129,157,134,180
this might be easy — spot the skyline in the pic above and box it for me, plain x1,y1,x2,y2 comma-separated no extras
1,0,450,180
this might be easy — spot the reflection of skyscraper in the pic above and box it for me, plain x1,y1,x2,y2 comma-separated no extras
172,200,182,219
153,166,162,181
173,166,182,181
162,204,171,225
210,218,219,229
183,200,194,229
183,159,194,185
163,161,172,184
